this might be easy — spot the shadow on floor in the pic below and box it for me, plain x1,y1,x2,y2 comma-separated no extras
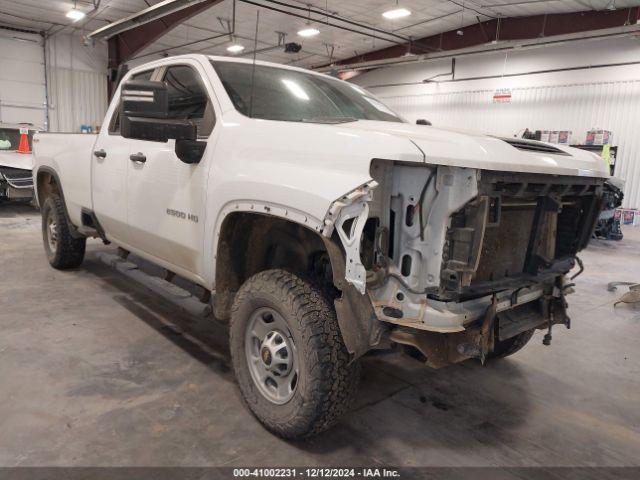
0,201,38,218
80,250,533,454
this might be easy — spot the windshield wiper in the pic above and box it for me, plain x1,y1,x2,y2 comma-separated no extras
301,116,358,124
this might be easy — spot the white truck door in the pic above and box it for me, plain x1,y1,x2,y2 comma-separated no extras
126,62,216,278
92,68,156,245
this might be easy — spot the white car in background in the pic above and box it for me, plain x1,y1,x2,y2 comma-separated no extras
0,124,36,202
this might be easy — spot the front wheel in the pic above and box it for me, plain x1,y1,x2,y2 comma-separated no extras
230,269,360,438
41,194,86,269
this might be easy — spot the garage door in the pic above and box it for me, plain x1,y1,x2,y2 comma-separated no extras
0,31,47,129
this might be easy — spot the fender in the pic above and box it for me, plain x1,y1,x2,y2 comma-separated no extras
214,199,325,238
36,166,86,240
209,199,327,290
34,166,63,209
211,200,383,359
321,235,386,359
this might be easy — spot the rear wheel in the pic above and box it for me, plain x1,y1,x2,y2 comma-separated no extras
41,194,86,269
230,269,360,438
489,329,535,359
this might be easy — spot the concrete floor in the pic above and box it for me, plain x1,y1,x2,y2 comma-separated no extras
1,202,639,467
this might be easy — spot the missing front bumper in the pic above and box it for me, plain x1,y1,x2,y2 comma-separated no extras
389,292,569,368
373,283,547,333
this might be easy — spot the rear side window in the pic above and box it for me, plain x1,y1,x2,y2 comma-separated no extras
109,69,155,134
162,65,215,137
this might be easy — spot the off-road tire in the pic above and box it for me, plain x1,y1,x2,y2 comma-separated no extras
230,269,360,439
489,328,536,359
41,194,86,269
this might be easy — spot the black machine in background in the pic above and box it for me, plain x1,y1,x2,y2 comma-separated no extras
594,180,624,241
520,129,623,241
573,146,623,240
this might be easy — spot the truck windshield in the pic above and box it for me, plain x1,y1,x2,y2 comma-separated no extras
210,61,403,124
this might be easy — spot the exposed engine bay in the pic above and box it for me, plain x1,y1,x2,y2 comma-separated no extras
324,161,605,366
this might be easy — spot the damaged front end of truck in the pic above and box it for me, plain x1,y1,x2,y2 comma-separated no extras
323,160,604,367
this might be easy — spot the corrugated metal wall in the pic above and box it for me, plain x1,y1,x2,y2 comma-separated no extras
48,67,108,133
380,80,640,208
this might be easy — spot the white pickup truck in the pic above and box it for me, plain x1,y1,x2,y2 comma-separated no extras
33,54,608,438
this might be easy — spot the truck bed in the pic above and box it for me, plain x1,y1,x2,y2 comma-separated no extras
33,133,96,224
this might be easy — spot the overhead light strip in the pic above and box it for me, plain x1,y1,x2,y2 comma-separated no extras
87,0,216,40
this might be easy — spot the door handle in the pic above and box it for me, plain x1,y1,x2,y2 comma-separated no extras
130,153,147,163
93,149,107,159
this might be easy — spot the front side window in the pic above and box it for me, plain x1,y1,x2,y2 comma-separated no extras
210,61,403,124
162,65,214,137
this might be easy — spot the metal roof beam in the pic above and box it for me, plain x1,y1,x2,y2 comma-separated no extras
103,0,222,69
88,0,217,40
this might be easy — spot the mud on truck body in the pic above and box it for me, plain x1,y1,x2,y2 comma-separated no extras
32,54,607,439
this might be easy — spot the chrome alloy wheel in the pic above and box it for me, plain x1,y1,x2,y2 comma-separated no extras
244,307,299,405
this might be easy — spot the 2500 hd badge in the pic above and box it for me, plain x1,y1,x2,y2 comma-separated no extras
166,208,198,223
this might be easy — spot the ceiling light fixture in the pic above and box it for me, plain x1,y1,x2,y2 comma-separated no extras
382,7,411,19
298,6,320,38
66,0,85,22
227,44,245,53
298,27,320,37
66,9,85,21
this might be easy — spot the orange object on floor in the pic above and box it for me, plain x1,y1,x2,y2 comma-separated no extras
17,131,30,154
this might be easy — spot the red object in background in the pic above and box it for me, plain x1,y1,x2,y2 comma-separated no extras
17,131,30,154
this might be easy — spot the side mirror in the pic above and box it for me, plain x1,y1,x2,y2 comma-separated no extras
176,139,207,165
416,119,432,126
120,79,197,143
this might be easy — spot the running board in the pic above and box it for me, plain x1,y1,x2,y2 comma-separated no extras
77,226,101,238
96,252,212,318
79,208,110,244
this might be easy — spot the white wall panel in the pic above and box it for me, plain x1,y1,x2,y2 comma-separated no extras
48,67,108,133
354,37,640,208
380,80,640,208
45,33,109,133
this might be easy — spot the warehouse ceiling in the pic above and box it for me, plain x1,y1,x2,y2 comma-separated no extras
0,0,639,68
